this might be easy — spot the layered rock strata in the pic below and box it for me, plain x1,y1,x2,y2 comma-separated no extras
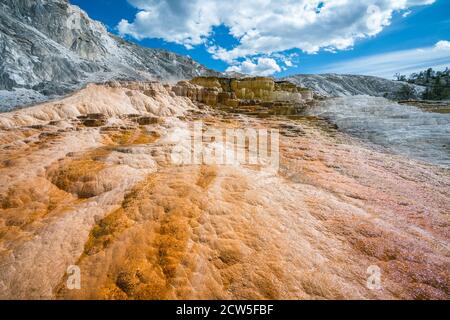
172,77,314,116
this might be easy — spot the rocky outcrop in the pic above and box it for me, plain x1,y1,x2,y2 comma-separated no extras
0,0,218,111
282,74,425,99
0,81,196,128
172,81,222,107
173,76,314,116
189,77,313,102
78,114,107,127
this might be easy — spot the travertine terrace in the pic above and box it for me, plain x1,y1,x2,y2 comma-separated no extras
173,76,314,116
0,80,448,300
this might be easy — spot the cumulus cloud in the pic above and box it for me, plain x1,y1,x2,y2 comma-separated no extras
319,40,450,79
118,0,436,65
435,40,450,50
226,58,281,76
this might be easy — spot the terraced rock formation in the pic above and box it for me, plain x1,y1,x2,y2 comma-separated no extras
0,81,448,300
173,76,314,117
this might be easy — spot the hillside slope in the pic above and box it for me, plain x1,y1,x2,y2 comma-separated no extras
0,0,217,111
282,74,425,99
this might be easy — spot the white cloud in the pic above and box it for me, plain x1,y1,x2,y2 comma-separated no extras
226,58,282,76
402,10,412,17
435,40,450,50
118,0,436,65
319,40,450,79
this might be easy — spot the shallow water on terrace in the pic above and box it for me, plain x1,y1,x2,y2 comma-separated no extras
306,95,450,167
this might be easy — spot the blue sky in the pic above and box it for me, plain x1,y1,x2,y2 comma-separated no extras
70,0,450,79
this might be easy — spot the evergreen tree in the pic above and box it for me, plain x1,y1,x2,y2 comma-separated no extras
398,67,450,100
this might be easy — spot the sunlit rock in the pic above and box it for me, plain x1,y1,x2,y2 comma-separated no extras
173,76,314,116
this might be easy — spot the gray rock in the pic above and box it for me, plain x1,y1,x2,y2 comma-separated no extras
0,0,218,111
282,74,426,100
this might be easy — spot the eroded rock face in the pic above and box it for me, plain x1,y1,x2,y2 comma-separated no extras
0,0,218,111
172,81,222,107
173,77,314,116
